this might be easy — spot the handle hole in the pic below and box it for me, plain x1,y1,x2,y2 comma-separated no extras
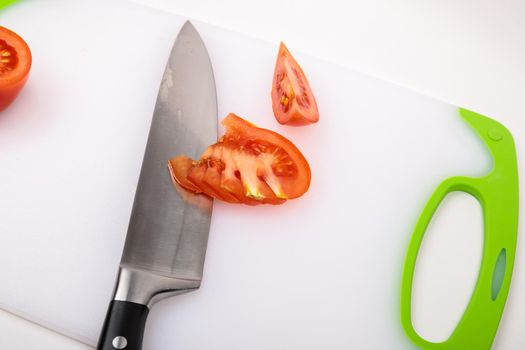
411,192,483,342
491,248,506,301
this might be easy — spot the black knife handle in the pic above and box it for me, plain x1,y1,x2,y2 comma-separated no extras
97,300,149,350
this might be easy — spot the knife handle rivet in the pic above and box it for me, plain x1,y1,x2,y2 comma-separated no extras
112,336,128,349
488,128,503,142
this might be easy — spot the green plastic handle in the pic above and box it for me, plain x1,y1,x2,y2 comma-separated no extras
0,0,18,11
401,108,519,350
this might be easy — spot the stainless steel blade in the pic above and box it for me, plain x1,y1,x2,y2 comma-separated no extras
114,21,217,306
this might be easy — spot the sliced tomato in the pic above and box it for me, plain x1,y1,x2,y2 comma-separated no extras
168,156,201,193
271,42,319,126
0,26,31,112
169,113,311,205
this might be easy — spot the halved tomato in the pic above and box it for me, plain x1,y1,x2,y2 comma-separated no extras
169,113,311,205
271,42,319,126
0,26,31,112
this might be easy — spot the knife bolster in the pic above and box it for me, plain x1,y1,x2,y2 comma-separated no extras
113,266,201,307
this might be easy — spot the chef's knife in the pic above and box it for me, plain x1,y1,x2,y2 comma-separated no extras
401,109,519,349
97,21,217,350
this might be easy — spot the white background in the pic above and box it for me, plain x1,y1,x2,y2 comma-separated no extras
1,0,524,348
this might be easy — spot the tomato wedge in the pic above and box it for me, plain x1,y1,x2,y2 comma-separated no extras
0,26,31,112
169,114,311,205
271,42,319,126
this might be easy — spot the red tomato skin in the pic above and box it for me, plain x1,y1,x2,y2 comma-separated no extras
0,75,28,111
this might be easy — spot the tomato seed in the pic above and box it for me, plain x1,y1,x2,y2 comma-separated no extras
0,40,18,74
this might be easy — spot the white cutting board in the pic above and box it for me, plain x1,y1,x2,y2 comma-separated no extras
0,0,505,349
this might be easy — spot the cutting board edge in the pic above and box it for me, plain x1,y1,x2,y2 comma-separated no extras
0,300,97,346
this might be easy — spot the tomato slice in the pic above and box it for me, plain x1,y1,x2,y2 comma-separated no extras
169,113,311,205
168,156,201,193
271,42,319,126
0,26,31,112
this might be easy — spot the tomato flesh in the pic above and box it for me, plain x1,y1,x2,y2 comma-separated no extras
0,26,31,112
169,114,311,205
0,40,18,74
271,42,319,126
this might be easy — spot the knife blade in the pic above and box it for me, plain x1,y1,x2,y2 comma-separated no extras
97,21,217,350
